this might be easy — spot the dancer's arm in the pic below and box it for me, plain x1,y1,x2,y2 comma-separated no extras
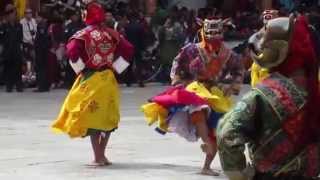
217,92,258,179
170,44,196,86
66,39,86,62
114,35,134,61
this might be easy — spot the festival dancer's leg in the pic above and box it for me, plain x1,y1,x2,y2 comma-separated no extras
99,132,112,165
90,133,104,166
201,130,219,176
191,111,219,176
191,110,214,155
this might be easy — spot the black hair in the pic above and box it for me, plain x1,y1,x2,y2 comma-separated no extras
0,0,13,15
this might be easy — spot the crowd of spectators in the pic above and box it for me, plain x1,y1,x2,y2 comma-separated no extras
0,0,319,92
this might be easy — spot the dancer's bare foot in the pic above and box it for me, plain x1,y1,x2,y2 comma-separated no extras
87,160,105,167
103,157,112,166
200,168,219,176
201,143,214,155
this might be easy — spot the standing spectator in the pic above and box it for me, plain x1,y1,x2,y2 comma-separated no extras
34,12,50,92
105,10,126,33
20,8,37,80
158,16,184,82
2,4,23,92
63,10,84,89
0,14,5,85
184,10,199,44
138,11,149,32
20,9,37,48
125,11,146,87
64,11,84,41
47,14,64,89
117,14,129,35
105,10,117,29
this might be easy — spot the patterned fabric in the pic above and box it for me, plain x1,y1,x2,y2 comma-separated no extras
170,43,243,85
217,73,320,178
141,82,233,142
52,69,120,138
142,41,239,143
255,73,306,121
70,25,120,69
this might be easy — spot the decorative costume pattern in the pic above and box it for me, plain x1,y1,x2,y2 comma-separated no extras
217,16,320,179
52,2,133,138
142,18,243,142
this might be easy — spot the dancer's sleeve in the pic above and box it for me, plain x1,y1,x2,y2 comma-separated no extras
66,39,87,62
170,45,194,85
115,35,134,61
217,92,258,178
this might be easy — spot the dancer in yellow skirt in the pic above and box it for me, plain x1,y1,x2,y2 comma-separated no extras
51,1,133,166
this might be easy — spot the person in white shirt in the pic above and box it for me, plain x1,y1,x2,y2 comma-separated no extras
20,9,37,46
20,9,37,86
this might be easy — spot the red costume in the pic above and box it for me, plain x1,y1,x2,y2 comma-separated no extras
52,1,134,166
66,2,133,72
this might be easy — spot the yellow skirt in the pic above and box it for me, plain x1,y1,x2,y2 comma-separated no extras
51,69,120,138
141,81,233,132
185,82,233,113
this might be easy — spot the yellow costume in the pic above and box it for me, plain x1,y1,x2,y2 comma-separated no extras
251,62,269,87
52,70,120,138
185,82,233,113
141,82,233,131
141,103,169,132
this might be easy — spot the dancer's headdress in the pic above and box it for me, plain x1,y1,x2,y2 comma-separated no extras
81,0,105,25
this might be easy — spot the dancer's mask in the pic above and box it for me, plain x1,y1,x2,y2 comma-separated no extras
249,17,292,69
203,18,224,41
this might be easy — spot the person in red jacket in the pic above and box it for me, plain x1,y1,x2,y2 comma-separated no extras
51,0,134,166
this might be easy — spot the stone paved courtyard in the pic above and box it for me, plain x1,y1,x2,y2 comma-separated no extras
0,84,249,180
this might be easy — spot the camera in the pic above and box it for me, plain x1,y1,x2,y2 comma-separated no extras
30,30,35,36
